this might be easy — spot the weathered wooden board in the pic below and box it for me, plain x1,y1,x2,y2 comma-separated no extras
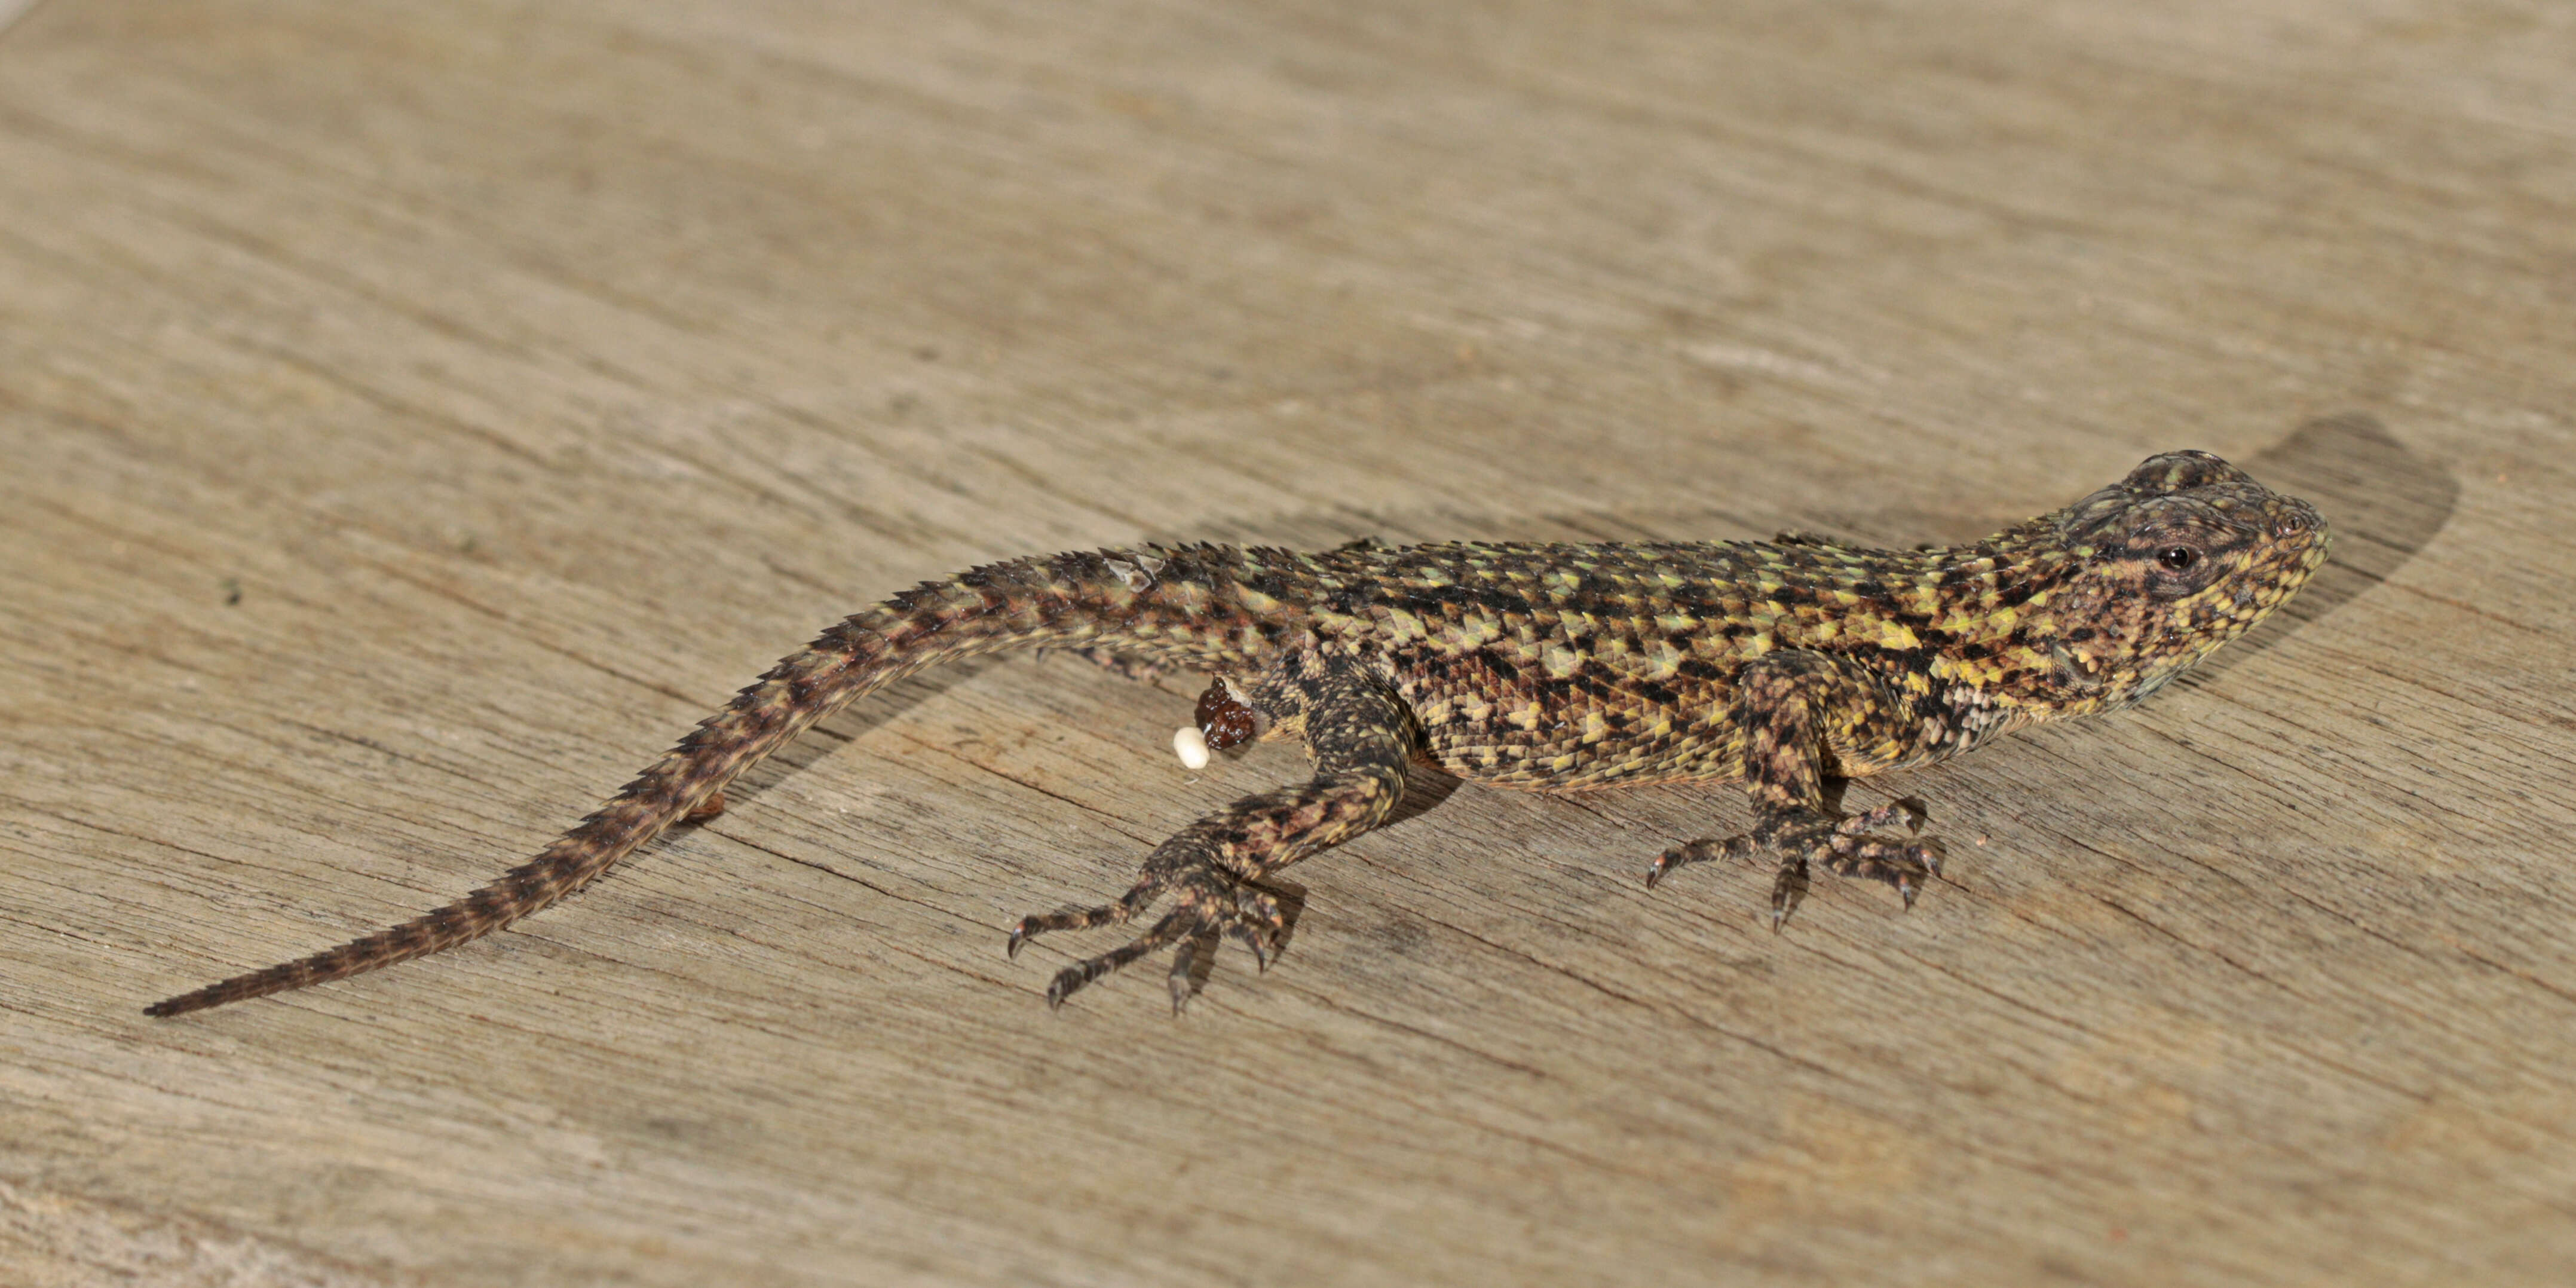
5,1,2573,1284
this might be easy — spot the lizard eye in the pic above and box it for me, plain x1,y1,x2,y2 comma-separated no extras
2157,546,2198,571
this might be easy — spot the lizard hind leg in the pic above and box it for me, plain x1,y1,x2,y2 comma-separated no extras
1006,654,1414,1013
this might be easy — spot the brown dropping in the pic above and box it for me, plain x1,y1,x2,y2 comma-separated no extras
1194,678,1259,750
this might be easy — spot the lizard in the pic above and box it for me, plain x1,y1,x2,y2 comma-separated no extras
146,449,2329,1018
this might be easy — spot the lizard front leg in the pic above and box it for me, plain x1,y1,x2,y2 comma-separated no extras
1006,651,1414,1012
1645,649,1941,928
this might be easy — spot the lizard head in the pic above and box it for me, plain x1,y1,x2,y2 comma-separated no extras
2030,449,2330,710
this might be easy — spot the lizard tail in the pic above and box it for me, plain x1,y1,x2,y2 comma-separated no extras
145,546,1253,1017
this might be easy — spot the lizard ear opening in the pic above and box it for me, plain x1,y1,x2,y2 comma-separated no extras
2122,450,2254,495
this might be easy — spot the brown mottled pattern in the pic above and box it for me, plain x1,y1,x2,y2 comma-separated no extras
149,451,2326,1017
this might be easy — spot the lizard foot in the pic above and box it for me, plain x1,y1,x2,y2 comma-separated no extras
1646,799,1942,929
1007,873,1288,1014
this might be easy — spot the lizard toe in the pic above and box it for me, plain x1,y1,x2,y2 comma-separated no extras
1028,873,1288,1011
1046,909,1189,1009
1822,832,1941,906
1644,834,1756,890
1006,876,1165,960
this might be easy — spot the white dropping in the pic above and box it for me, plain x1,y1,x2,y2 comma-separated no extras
1172,725,1211,770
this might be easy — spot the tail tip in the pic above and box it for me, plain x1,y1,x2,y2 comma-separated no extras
143,987,225,1018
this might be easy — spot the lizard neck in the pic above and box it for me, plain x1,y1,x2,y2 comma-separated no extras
1910,529,2107,718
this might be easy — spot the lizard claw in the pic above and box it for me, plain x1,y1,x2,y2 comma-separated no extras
1007,897,1133,960
1886,796,1931,833
1646,840,1703,890
1769,856,1809,931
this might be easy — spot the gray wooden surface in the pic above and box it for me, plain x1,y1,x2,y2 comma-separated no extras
5,1,2573,1284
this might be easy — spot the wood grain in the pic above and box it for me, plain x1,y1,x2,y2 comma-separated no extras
5,1,2573,1284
